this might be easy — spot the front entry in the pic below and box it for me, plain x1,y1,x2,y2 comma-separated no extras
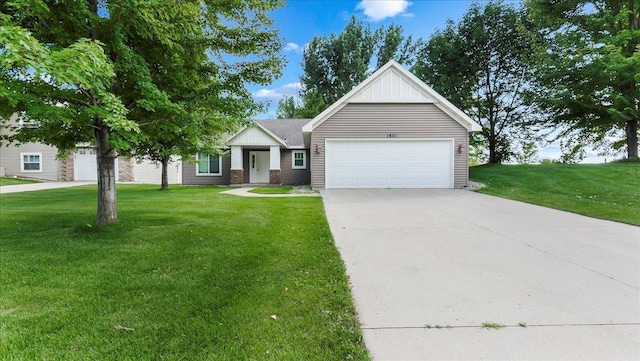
249,151,270,183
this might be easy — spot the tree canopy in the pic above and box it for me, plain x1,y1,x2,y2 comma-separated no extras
0,0,284,222
413,0,538,163
526,0,639,160
278,16,421,119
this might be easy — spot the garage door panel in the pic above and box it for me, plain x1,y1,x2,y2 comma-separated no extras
326,139,453,189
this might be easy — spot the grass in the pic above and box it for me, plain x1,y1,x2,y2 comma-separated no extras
248,186,293,194
470,162,640,226
0,185,369,360
481,322,505,330
0,177,40,186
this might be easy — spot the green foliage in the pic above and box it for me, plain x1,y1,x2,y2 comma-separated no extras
0,0,285,217
526,0,640,160
513,140,539,164
295,16,421,118
121,0,284,188
0,185,370,359
248,186,293,194
413,1,538,163
470,163,640,225
481,322,505,329
0,24,134,152
275,91,327,119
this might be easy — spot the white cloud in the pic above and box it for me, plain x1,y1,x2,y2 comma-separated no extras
254,82,302,100
284,42,300,52
356,0,412,22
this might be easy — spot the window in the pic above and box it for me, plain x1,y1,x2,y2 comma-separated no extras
292,150,306,169
196,153,222,176
21,153,42,172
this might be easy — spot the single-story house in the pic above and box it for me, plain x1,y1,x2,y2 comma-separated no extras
183,60,482,189
0,114,182,184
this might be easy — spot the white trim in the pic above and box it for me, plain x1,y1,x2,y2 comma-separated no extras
324,138,455,189
249,151,270,183
195,153,222,177
20,152,42,173
227,123,287,147
302,60,482,133
270,145,281,170
291,150,306,170
230,146,243,170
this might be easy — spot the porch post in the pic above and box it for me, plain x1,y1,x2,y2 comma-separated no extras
230,146,243,184
269,145,281,184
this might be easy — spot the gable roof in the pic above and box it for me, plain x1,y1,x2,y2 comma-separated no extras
302,60,482,133
226,122,287,147
257,119,308,148
227,119,309,148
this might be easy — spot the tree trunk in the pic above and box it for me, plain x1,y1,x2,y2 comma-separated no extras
627,118,638,159
161,158,169,190
95,123,117,225
488,136,498,163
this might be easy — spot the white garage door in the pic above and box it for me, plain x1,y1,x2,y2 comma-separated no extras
74,149,118,181
325,139,453,189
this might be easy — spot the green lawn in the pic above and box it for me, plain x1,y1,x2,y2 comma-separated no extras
249,186,293,194
0,177,40,186
0,185,369,360
470,162,640,226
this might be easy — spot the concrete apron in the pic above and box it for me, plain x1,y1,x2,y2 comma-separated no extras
321,189,640,361
0,181,95,194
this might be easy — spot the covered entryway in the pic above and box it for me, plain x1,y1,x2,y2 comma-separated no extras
74,148,118,181
325,139,453,189
249,151,270,183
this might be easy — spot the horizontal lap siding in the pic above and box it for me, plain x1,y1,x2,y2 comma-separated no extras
310,103,469,189
182,155,231,185
0,141,60,181
280,149,311,185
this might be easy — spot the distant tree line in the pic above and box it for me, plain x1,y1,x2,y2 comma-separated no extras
280,0,639,164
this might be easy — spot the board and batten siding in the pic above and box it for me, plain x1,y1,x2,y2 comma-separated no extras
310,103,469,189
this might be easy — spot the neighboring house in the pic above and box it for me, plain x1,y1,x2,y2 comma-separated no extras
184,60,482,189
0,114,182,184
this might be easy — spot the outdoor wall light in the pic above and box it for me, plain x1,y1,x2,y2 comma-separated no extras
314,144,320,154
457,143,466,154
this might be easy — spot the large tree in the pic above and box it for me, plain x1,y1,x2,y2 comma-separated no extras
526,0,639,160
291,16,420,118
413,1,538,163
1,0,283,220
121,1,283,190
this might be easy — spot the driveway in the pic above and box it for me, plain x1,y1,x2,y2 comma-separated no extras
321,189,640,360
0,181,94,194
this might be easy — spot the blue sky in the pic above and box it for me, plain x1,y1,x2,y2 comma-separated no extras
248,0,617,162
250,0,479,118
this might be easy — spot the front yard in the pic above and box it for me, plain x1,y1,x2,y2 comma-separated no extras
0,185,369,360
0,177,40,186
470,162,640,226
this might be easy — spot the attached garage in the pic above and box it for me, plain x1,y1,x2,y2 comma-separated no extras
325,139,453,189
303,60,482,190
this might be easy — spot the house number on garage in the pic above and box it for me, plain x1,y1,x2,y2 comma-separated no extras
386,133,398,138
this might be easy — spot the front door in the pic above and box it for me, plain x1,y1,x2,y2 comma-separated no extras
249,151,270,183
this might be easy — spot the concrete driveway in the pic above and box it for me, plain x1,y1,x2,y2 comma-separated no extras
321,189,640,360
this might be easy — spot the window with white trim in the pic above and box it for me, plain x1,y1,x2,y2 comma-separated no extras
21,153,42,172
292,150,306,169
196,153,222,176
